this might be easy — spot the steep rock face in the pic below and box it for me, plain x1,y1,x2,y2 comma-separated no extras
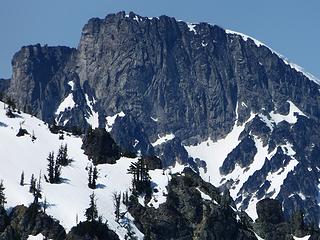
0,79,10,96
8,44,75,121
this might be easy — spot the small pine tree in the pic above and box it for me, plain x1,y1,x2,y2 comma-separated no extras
85,192,98,222
54,158,62,183
0,180,6,208
43,198,48,214
113,192,121,222
47,152,55,183
29,174,36,193
56,144,69,166
88,165,93,188
92,166,98,189
20,171,24,186
127,157,151,195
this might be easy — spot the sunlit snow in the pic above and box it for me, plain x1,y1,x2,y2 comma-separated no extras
0,102,143,239
151,133,175,147
105,112,125,132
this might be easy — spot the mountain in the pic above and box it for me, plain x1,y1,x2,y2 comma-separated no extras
1,11,320,239
0,100,319,240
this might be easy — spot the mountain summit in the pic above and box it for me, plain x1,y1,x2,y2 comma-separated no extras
1,11,320,239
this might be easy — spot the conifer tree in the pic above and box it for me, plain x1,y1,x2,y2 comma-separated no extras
33,176,42,204
88,165,98,189
85,192,98,222
29,174,36,193
127,157,151,194
113,192,121,222
56,144,69,166
54,158,62,183
47,152,55,183
92,166,98,189
88,165,93,188
47,151,62,184
20,171,24,186
0,180,6,208
43,197,48,214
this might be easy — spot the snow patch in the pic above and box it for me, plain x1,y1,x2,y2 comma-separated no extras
68,81,74,91
28,234,51,240
254,233,265,240
147,162,186,209
187,24,197,34
196,187,212,201
258,114,274,131
55,93,76,115
151,117,158,122
201,41,208,47
270,101,307,125
151,133,175,147
241,102,248,108
105,112,125,132
185,110,255,187
85,94,99,129
292,235,311,240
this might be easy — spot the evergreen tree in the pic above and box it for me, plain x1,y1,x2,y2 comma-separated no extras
88,165,98,189
29,174,36,193
88,165,93,188
85,192,98,222
47,151,62,184
54,157,62,183
43,197,48,214
0,180,6,208
92,166,98,189
20,171,24,186
113,192,121,222
47,152,55,183
56,144,69,166
127,157,151,195
33,176,42,204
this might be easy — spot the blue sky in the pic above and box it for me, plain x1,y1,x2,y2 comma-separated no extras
0,0,319,79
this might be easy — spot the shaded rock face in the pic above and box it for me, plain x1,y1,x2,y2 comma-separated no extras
0,79,10,96
253,198,320,240
8,44,75,121
66,221,119,240
256,198,284,225
82,128,121,165
129,168,256,240
0,205,66,240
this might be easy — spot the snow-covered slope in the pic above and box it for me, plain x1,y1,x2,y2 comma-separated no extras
0,101,147,239
185,101,310,221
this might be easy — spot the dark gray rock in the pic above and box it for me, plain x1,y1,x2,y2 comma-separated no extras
66,221,119,240
220,135,257,175
128,168,256,240
0,79,10,97
256,198,284,224
0,204,66,240
82,128,121,165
